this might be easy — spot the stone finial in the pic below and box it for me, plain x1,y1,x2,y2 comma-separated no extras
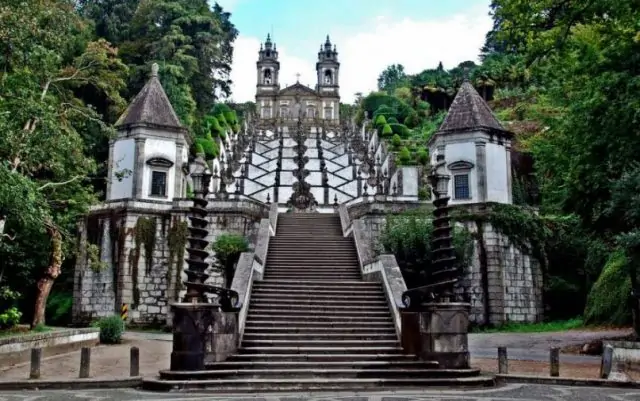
151,63,159,77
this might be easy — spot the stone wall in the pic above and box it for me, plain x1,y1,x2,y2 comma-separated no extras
348,201,544,325
72,198,267,326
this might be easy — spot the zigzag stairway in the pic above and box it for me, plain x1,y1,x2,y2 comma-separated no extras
147,213,493,391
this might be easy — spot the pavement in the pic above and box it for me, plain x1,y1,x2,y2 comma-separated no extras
1,384,640,400
128,328,631,364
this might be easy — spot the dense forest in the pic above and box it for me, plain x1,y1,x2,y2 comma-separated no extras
1,0,639,333
365,0,640,330
0,0,239,330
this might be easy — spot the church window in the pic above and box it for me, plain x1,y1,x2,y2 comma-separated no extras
263,69,272,85
150,170,167,197
453,174,470,200
324,69,333,85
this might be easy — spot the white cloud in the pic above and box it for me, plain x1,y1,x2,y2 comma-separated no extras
228,5,492,103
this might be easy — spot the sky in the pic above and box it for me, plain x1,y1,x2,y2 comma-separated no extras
215,0,494,103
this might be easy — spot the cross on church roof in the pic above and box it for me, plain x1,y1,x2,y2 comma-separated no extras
295,73,300,82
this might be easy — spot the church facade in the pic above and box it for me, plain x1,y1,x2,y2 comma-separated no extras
255,34,340,125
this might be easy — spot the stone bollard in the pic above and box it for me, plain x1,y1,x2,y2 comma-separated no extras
498,346,508,374
600,344,614,379
79,347,91,378
550,347,560,377
130,346,140,377
30,348,42,379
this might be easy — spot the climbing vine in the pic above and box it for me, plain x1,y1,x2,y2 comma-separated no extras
452,203,550,270
86,243,108,272
167,220,189,296
135,217,157,275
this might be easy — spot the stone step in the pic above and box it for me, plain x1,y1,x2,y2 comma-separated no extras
265,266,360,271
249,298,389,312
142,376,497,392
238,346,404,355
244,321,395,329
266,257,359,262
228,353,416,362
255,279,379,287
271,236,346,241
247,312,392,321
242,333,398,341
263,267,360,273
262,274,361,280
243,326,396,335
159,367,480,380
203,360,437,370
249,305,390,318
267,250,357,256
249,293,386,302
242,340,399,348
249,302,389,310
251,288,382,296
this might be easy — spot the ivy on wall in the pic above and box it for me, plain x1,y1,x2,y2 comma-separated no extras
128,217,157,306
135,217,157,275
167,220,189,299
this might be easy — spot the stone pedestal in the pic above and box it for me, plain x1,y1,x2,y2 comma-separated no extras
205,310,239,363
170,303,238,371
401,302,471,369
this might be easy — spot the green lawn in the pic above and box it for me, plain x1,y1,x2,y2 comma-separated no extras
472,318,585,333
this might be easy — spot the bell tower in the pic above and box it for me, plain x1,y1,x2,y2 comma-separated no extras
316,35,340,121
256,34,279,120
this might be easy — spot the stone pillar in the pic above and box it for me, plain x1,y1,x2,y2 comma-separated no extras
133,138,146,199
475,140,488,203
401,302,471,369
170,303,238,371
505,142,513,204
174,143,185,198
106,140,115,201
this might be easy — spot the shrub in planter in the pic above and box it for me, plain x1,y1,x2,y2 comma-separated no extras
95,315,125,344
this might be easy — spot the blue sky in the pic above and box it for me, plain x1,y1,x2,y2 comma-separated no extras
216,0,493,103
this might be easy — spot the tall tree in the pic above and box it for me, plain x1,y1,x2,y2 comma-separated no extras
0,0,128,326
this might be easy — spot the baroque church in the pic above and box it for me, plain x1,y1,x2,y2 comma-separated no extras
255,34,340,124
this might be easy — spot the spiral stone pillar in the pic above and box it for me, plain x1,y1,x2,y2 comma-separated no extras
400,153,471,369
170,155,239,372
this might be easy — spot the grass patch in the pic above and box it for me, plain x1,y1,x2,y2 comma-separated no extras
472,318,585,333
0,324,53,338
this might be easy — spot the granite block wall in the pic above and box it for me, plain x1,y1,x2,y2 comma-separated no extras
357,210,544,325
72,199,266,326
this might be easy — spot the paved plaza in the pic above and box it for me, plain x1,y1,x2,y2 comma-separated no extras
0,384,640,401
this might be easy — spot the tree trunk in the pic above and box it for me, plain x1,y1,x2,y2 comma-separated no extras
31,225,62,328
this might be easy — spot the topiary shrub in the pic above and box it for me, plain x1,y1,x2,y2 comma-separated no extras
95,315,125,344
213,234,250,287
381,123,393,138
584,250,632,326
387,116,399,124
417,149,429,165
391,134,402,149
389,123,411,138
374,114,387,127
398,146,411,164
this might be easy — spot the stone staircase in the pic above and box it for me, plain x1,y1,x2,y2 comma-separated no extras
147,213,494,391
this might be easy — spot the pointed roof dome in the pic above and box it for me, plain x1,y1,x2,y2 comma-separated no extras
437,80,511,136
115,63,184,131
